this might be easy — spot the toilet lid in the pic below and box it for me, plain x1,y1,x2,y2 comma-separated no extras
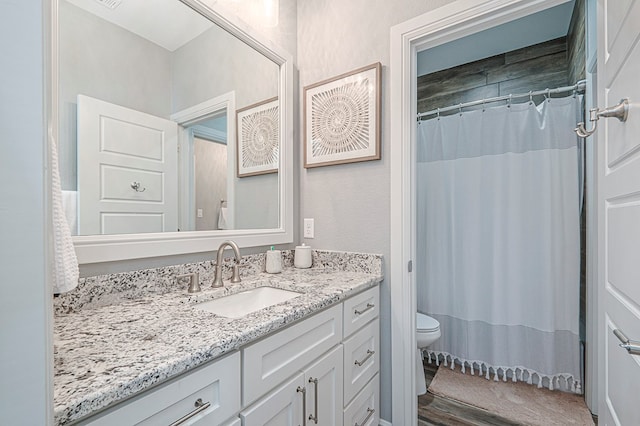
416,313,440,332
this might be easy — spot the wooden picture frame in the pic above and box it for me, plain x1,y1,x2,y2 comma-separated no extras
303,62,381,168
236,97,279,177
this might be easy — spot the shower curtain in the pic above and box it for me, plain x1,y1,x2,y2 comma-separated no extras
417,96,582,393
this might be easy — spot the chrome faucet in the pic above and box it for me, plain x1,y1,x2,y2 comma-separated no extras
212,240,242,288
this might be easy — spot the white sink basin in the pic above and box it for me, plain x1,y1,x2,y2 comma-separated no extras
195,287,302,318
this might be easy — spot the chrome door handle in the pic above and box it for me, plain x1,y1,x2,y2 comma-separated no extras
355,407,375,426
613,328,640,355
354,349,375,366
308,377,318,424
168,398,211,426
297,386,306,426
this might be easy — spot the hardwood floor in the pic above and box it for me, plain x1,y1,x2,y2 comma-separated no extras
418,361,519,426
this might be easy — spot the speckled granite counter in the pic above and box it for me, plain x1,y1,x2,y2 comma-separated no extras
53,250,383,425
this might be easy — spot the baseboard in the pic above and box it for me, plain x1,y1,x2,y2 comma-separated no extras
379,419,392,426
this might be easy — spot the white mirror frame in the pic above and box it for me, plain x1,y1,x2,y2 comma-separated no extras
51,0,294,264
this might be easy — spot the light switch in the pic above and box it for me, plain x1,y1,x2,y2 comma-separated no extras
304,218,314,238
197,208,203,218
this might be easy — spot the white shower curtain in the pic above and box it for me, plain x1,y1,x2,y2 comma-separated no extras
417,96,582,393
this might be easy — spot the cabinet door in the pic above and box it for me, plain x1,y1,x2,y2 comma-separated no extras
304,345,343,426
243,304,342,406
241,373,305,426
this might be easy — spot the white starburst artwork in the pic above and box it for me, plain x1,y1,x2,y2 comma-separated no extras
236,98,279,177
304,63,381,168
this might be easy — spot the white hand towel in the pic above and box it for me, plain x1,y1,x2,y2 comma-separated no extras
51,134,79,293
61,190,78,235
218,206,228,230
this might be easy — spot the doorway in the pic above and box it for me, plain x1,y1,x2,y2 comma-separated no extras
389,1,596,424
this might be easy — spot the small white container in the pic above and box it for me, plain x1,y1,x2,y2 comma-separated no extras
265,248,282,273
294,243,312,269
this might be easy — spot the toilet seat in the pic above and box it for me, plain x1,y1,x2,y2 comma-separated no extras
416,312,440,332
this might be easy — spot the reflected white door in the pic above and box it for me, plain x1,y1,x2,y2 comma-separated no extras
597,1,640,424
77,95,178,235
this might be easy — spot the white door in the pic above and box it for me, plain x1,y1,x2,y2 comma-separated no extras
77,95,178,235
241,373,305,426
597,1,640,424
305,346,343,426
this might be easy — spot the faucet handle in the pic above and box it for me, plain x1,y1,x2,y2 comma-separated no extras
177,272,201,293
230,264,242,283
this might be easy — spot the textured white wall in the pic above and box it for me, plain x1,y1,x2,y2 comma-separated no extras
171,22,279,112
297,0,450,421
194,138,228,231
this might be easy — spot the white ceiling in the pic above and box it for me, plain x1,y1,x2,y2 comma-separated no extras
65,0,215,51
417,1,576,76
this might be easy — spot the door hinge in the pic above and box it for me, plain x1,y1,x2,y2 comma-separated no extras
408,260,413,272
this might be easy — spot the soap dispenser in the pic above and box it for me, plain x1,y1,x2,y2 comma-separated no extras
265,246,282,274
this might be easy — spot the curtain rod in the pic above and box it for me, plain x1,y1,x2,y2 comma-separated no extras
417,80,587,121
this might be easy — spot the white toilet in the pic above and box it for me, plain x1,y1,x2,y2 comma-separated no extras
416,312,441,395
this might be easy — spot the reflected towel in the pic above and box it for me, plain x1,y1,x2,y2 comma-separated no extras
218,207,228,230
51,134,79,293
61,190,78,235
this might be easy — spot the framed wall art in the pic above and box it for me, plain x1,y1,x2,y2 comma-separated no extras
303,62,381,168
236,97,279,177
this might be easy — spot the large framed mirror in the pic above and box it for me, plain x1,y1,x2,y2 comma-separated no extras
52,0,293,264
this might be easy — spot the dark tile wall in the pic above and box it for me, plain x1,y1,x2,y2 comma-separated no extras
417,37,569,114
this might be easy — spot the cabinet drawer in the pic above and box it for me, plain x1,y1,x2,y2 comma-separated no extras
343,318,379,404
243,304,342,406
81,351,241,425
343,374,379,426
343,287,379,338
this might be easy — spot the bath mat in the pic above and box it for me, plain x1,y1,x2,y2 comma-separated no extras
427,366,594,425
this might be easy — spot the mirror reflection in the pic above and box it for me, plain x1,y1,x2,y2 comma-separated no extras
58,0,280,236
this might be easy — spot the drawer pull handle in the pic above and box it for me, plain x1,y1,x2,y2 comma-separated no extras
297,386,306,426
168,398,211,426
308,377,318,424
354,349,375,366
355,407,375,426
354,303,375,316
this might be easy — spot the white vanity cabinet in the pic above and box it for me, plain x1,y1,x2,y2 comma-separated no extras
78,351,241,426
242,285,380,426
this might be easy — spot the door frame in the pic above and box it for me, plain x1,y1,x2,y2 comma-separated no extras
389,1,592,423
171,91,236,233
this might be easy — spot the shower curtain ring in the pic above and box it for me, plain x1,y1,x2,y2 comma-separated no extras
458,103,462,116
508,94,512,108
437,108,440,120
482,99,485,112
545,88,550,101
529,91,533,104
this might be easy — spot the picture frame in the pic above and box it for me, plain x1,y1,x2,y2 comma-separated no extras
303,62,381,168
236,97,279,177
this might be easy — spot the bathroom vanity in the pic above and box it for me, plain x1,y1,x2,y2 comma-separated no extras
53,251,382,425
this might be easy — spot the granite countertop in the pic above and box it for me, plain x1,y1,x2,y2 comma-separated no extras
53,265,382,425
